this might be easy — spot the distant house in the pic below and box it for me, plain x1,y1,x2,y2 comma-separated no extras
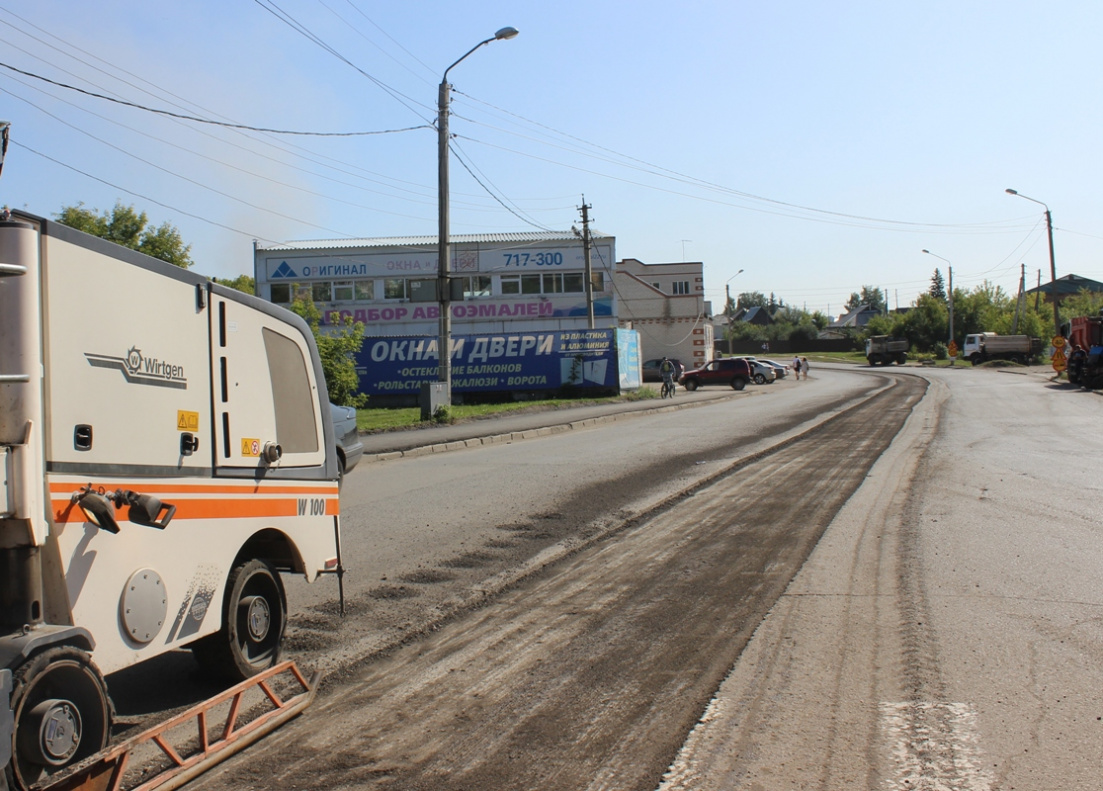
1025,274,1103,302
819,304,881,338
827,304,881,329
731,306,773,326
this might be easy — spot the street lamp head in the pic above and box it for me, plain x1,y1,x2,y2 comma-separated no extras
921,249,930,254
495,26,520,40
1005,188,1018,195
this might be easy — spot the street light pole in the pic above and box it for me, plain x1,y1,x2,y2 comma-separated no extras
724,269,744,355
1005,189,1060,337
922,249,954,348
437,27,519,404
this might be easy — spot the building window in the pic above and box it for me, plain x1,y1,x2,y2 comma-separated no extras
672,281,690,295
384,278,407,300
333,281,355,302
271,283,292,304
591,272,605,292
521,274,541,294
312,282,333,302
355,280,374,300
464,275,492,299
502,272,592,296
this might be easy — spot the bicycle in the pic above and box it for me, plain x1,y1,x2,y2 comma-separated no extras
661,377,676,398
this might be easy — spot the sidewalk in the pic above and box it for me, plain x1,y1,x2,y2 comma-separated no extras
358,390,738,462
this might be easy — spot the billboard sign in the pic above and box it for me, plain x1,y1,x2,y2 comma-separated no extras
355,328,640,396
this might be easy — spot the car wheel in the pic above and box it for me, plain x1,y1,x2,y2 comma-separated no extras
754,374,766,385
683,379,699,391
731,377,746,391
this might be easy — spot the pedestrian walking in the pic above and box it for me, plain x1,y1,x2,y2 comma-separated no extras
800,356,810,380
792,355,801,379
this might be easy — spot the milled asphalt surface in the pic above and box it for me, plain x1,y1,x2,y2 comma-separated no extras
357,389,740,462
356,362,1073,463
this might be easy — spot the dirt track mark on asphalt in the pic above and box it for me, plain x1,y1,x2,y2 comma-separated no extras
194,375,927,791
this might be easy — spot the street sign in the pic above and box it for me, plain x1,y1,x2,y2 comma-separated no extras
1052,348,1067,372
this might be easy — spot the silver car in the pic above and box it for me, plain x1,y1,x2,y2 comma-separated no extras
738,357,777,385
330,402,363,484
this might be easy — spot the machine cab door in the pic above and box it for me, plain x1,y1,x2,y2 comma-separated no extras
210,293,327,475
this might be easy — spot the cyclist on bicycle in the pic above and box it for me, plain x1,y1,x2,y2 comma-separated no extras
659,357,677,395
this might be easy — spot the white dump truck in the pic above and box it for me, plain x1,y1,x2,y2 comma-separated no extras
0,211,344,790
865,335,908,366
962,332,1043,365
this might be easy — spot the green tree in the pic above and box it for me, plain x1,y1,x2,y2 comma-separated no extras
845,286,886,313
1059,289,1103,324
737,291,769,310
290,296,368,408
57,201,194,268
214,274,256,295
929,269,947,301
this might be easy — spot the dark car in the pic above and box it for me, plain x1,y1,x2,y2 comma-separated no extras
642,358,685,382
330,402,363,485
678,358,752,391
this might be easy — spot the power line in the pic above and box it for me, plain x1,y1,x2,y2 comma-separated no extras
450,139,555,232
250,0,432,122
0,60,430,137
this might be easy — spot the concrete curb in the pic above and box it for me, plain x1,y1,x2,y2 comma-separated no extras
361,396,727,464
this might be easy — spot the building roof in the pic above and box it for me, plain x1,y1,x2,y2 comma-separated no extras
733,306,773,325
1025,273,1103,296
258,230,613,253
827,304,880,328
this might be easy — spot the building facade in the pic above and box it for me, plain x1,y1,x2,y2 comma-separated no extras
614,258,714,370
254,231,617,336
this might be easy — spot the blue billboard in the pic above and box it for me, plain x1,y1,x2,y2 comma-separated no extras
355,329,640,396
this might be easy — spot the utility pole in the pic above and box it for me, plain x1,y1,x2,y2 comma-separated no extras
1035,270,1041,312
948,267,954,345
1013,263,1025,334
579,198,595,329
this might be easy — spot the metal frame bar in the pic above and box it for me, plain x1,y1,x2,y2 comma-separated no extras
40,661,319,791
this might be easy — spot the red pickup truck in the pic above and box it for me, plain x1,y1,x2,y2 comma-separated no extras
679,358,752,391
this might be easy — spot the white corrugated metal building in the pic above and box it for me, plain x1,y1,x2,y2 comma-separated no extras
254,231,617,336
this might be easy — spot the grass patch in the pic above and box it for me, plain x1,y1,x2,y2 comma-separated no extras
357,389,660,432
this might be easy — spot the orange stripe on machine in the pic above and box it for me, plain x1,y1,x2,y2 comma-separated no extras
52,494,339,524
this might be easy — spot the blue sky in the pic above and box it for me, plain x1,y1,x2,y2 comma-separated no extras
2,1,1100,316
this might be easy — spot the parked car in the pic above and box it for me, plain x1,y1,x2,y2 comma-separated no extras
642,357,685,382
758,358,790,379
738,357,777,385
679,358,752,391
330,402,364,485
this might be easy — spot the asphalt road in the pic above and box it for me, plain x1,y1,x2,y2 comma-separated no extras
113,363,1103,791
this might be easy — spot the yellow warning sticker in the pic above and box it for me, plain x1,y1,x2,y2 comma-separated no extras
177,410,200,431
241,438,261,457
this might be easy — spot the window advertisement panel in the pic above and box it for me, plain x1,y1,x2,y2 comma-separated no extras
355,329,623,395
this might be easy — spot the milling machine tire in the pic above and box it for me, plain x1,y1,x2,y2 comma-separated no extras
193,559,287,683
6,647,112,791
